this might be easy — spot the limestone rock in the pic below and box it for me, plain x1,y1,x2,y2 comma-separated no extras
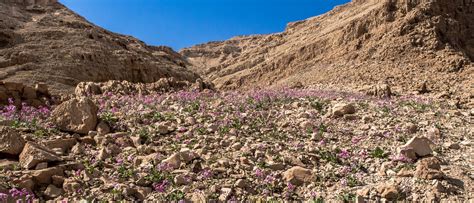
282,166,312,186
331,103,356,118
376,184,399,200
31,166,64,184
0,127,25,155
399,136,433,158
44,184,63,199
19,142,62,169
51,97,98,134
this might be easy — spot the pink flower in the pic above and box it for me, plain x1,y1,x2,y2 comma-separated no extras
338,149,351,159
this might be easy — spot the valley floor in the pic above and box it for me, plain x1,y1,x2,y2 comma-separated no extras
0,87,472,202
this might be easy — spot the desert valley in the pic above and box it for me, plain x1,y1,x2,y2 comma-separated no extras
0,0,473,202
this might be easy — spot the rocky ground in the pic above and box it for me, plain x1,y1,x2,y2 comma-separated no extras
0,82,472,202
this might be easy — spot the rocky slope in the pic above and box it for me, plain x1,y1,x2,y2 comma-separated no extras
0,0,200,95
181,0,473,106
0,85,472,202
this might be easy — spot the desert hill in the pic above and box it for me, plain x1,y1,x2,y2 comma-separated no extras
181,0,473,104
0,0,200,95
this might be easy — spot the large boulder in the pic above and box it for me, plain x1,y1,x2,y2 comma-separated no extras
19,142,62,169
0,127,25,155
51,97,98,134
399,136,434,158
331,103,356,118
282,166,313,186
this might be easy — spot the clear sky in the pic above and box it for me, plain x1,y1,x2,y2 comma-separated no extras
59,0,351,50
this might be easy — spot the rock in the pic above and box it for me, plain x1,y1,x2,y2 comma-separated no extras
51,97,98,134
35,83,49,96
162,149,199,169
132,186,151,201
22,86,37,99
0,159,18,170
376,184,399,200
331,103,356,118
448,143,461,150
299,121,313,130
282,166,312,186
98,148,110,161
399,136,433,158
13,177,35,191
405,123,418,134
0,127,25,155
35,162,48,170
63,178,81,194
234,179,249,189
75,82,102,97
366,83,392,98
267,162,286,171
415,157,445,180
19,142,62,169
174,174,191,186
396,168,413,177
42,138,77,153
44,184,63,199
219,187,233,202
31,166,64,184
96,121,111,135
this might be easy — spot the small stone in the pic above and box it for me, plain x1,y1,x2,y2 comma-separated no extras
63,178,81,194
283,166,312,186
174,174,191,186
132,186,151,201
185,117,196,125
231,142,242,150
44,184,63,199
98,148,109,161
448,143,461,150
35,162,48,170
267,162,286,171
405,123,418,134
376,184,399,200
162,149,199,169
219,187,233,202
96,121,111,135
234,179,248,189
31,166,64,184
396,168,413,177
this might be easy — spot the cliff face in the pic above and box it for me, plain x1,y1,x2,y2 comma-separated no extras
181,0,473,101
0,1,200,94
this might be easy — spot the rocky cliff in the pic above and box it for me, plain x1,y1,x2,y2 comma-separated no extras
0,1,200,94
182,0,473,104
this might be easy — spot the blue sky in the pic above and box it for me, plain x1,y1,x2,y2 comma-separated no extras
60,0,350,50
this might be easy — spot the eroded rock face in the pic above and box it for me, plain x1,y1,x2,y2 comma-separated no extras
0,127,25,155
0,2,200,95
51,97,98,134
19,142,61,169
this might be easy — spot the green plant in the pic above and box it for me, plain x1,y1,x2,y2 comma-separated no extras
117,165,134,179
370,147,389,159
100,111,118,125
166,190,185,201
338,192,356,203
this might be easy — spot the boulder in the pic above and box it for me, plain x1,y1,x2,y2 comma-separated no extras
19,142,62,169
44,184,63,199
399,136,434,158
415,157,445,180
51,97,98,134
331,103,356,118
0,127,25,155
42,138,77,153
282,166,312,186
31,166,64,184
